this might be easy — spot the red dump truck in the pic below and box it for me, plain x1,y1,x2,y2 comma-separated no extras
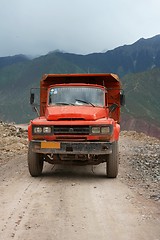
28,73,125,178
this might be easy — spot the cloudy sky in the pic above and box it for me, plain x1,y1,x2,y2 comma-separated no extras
0,0,160,57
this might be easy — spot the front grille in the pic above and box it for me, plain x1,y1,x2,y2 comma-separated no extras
53,125,90,135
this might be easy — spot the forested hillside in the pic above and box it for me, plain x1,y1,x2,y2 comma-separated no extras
121,68,160,137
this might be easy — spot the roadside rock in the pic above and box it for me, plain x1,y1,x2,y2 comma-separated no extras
0,121,28,166
119,131,160,201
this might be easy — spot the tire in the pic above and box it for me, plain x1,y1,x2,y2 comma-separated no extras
28,142,44,177
106,141,119,178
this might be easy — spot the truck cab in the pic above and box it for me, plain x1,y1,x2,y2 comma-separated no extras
28,73,125,178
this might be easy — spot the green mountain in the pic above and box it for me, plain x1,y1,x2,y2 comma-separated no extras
122,68,160,124
121,68,160,137
55,35,160,75
0,54,29,70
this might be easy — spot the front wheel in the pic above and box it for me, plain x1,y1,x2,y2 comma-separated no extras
106,141,119,178
28,142,44,177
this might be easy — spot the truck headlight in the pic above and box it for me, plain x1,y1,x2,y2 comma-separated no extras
101,126,110,134
33,126,52,134
91,126,111,134
91,127,101,134
33,127,43,134
43,127,52,133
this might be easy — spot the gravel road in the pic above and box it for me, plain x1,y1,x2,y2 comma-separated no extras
0,123,160,240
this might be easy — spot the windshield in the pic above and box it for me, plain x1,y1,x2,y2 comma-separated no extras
49,86,105,107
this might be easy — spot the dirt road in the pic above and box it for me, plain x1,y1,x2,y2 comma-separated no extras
0,149,160,240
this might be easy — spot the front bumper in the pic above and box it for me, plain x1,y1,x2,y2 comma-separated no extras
30,140,112,155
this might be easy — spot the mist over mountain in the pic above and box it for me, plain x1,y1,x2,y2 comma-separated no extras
0,35,160,138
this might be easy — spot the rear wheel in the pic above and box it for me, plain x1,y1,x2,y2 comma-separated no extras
106,141,119,178
28,142,44,177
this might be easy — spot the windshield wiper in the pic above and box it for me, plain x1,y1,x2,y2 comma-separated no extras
54,102,75,106
75,99,95,107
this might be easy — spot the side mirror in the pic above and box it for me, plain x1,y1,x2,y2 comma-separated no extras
120,91,125,106
30,93,35,105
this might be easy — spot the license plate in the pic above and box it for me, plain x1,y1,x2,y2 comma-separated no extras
41,142,61,149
